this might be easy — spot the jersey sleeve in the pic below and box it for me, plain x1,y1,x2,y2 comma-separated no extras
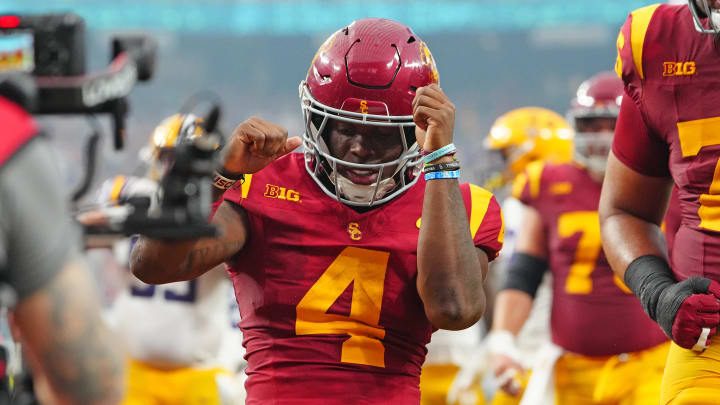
464,184,504,261
614,4,662,102
0,138,80,300
612,92,670,177
510,160,545,209
211,173,254,219
223,174,253,206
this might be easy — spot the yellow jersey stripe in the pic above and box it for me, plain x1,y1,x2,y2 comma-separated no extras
469,184,493,239
630,4,661,80
526,161,545,200
511,172,527,200
241,174,253,199
497,208,505,244
109,175,126,202
615,31,625,78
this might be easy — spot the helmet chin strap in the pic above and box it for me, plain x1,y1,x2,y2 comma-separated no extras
335,174,397,203
711,8,720,30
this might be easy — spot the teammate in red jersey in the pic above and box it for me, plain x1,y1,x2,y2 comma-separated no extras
490,72,668,405
600,2,720,403
130,18,504,405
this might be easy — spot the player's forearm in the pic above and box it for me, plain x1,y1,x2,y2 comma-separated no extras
417,178,486,330
130,237,209,283
599,208,668,280
491,289,533,336
131,202,248,284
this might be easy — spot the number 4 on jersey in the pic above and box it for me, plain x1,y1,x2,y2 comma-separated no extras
295,247,390,368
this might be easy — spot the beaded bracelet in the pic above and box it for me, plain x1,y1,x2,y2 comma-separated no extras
423,161,460,173
422,143,457,164
424,170,460,181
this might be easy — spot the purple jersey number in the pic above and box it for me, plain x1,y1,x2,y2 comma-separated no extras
130,280,197,303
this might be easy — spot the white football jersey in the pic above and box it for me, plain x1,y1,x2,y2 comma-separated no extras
108,258,240,368
94,176,245,370
425,324,483,366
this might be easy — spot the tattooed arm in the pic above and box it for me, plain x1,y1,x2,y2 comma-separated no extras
131,117,301,284
13,258,124,405
130,201,248,284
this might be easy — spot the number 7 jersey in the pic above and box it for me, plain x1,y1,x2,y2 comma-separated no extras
221,153,503,405
513,162,666,356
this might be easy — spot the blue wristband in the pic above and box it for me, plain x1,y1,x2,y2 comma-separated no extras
424,170,460,181
422,143,456,164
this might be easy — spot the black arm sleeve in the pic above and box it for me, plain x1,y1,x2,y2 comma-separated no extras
0,137,81,300
499,252,548,298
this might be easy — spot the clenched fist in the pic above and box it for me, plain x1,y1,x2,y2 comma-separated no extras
412,84,455,152
222,116,302,174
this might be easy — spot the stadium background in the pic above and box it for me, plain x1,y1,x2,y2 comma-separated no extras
1,0,663,198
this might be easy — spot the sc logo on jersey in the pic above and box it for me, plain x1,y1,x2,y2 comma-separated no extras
347,222,362,241
264,184,301,202
663,61,696,77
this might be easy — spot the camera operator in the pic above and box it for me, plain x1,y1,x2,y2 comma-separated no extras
0,94,124,405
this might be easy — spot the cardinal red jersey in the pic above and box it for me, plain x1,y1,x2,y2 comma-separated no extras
664,186,682,263
221,153,503,405
514,161,667,356
613,4,720,282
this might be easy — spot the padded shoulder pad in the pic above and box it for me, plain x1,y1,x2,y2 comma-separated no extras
615,4,662,84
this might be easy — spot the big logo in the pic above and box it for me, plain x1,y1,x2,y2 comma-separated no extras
264,184,301,202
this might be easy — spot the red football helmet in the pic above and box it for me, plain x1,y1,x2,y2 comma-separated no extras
689,0,720,34
566,71,623,177
300,18,439,206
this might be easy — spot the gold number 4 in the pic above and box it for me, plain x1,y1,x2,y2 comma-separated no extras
295,247,390,367
558,211,630,294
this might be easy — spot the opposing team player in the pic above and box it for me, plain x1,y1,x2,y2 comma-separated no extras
493,72,668,405
80,114,245,405
130,18,504,405
600,2,720,403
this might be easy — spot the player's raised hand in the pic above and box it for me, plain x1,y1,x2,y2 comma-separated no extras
412,84,455,151
222,116,302,174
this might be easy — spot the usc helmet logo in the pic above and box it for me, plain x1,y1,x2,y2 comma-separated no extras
360,100,369,114
418,41,439,83
347,222,362,241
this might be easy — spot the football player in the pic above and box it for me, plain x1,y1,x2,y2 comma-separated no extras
130,18,504,405
474,108,572,405
492,72,669,405
80,114,245,405
600,1,720,403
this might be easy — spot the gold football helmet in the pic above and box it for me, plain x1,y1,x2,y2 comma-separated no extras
140,113,209,181
484,107,574,185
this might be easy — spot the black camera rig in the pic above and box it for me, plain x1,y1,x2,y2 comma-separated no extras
0,12,220,242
